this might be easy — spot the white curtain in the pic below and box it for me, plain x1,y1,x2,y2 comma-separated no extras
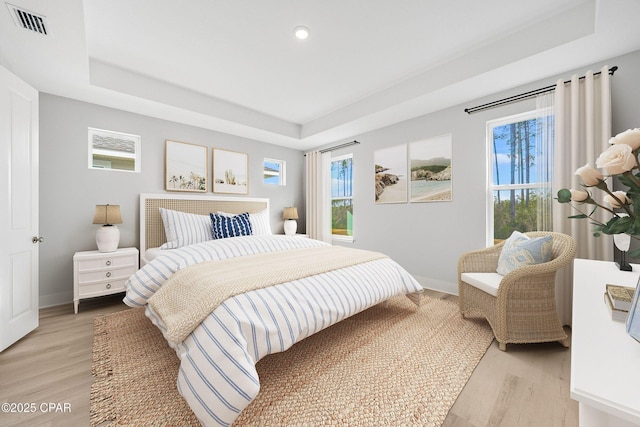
535,91,554,232
305,151,332,242
553,65,613,325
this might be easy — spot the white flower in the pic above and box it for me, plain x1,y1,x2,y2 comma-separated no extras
603,191,630,208
595,144,636,175
610,128,640,151
569,189,589,202
575,164,603,186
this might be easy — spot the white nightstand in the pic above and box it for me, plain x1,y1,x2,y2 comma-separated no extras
73,247,139,313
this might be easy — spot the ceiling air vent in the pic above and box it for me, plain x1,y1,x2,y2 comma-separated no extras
6,3,50,35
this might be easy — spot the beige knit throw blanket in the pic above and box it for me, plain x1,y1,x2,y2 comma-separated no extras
148,245,387,345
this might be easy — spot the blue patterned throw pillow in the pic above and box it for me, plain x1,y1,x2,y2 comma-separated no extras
210,212,253,239
496,231,553,275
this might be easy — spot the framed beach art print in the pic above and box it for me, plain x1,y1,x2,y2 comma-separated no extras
409,134,452,202
165,140,208,192
212,148,249,194
374,144,407,204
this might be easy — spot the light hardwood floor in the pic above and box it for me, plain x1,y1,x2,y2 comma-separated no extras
0,291,578,427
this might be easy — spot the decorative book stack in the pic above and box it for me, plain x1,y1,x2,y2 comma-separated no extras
604,284,635,322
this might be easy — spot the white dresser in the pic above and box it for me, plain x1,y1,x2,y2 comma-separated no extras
571,259,640,426
73,247,139,313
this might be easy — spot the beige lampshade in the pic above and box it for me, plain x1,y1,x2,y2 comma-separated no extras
283,207,298,220
92,204,123,225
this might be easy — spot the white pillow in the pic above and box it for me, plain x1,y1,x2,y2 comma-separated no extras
217,208,272,235
159,208,213,249
249,209,272,235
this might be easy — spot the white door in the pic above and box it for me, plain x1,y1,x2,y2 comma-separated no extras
0,66,39,352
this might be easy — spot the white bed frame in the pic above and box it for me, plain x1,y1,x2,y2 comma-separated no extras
139,193,270,265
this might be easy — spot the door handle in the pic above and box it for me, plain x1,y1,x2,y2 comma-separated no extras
32,236,44,244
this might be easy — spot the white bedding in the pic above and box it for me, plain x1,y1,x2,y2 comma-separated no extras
143,247,163,263
125,235,423,426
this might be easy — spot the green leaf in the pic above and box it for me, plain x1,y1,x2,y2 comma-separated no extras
605,216,634,234
568,214,588,219
628,247,640,258
556,189,572,203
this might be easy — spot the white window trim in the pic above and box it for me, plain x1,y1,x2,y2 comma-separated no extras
486,109,551,246
264,158,286,186
331,153,354,243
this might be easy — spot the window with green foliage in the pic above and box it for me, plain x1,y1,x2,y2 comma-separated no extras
487,110,553,243
331,154,353,239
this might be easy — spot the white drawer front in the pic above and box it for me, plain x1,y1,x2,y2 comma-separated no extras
78,266,136,284
77,255,136,272
77,279,126,298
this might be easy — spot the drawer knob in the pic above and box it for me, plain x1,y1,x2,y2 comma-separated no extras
106,272,112,278
106,283,111,289
105,260,112,266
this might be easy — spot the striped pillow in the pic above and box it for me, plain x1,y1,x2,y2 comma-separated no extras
210,212,253,239
249,209,272,235
217,209,273,235
159,208,213,249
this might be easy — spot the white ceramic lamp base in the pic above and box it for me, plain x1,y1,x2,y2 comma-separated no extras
284,219,297,236
96,225,120,253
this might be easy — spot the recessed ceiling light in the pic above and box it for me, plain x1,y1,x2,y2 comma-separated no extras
294,26,310,40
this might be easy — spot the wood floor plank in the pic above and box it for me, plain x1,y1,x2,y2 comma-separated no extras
0,291,578,427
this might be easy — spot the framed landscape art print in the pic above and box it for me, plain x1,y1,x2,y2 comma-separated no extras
374,144,407,204
409,134,452,202
165,140,208,192
212,148,249,194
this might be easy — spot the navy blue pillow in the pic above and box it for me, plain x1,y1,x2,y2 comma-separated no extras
210,212,253,239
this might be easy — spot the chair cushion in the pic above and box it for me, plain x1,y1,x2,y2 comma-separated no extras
496,231,553,275
461,272,503,297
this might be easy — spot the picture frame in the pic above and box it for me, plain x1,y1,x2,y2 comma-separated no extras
626,277,640,343
165,140,208,192
409,134,452,202
374,144,407,204
212,148,249,194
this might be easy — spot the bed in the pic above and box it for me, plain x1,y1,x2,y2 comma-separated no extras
125,193,424,426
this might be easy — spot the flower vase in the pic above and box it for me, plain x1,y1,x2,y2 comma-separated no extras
614,233,632,271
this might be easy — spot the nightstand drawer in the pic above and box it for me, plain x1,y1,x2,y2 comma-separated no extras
76,255,136,272
78,279,127,298
73,247,139,313
77,266,136,284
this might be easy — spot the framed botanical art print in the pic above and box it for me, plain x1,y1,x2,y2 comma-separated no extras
165,140,208,192
212,148,249,194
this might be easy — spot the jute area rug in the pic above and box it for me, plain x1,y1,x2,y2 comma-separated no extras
91,296,493,426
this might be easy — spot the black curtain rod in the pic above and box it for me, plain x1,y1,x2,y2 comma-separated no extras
319,140,360,153
464,66,618,114
305,140,360,156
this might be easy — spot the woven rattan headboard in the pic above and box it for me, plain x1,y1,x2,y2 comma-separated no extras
140,193,269,265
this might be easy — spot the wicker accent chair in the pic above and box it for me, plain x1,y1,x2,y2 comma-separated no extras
458,232,577,351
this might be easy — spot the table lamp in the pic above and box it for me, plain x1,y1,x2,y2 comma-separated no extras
93,204,122,252
283,207,298,236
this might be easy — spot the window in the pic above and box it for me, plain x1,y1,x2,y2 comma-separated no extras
263,158,286,185
487,109,553,244
88,127,141,173
331,154,353,240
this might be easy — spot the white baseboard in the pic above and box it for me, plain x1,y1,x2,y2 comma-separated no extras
412,275,458,296
39,291,72,309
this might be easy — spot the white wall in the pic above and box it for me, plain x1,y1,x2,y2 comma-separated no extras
38,48,640,304
39,94,306,307
323,49,640,295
